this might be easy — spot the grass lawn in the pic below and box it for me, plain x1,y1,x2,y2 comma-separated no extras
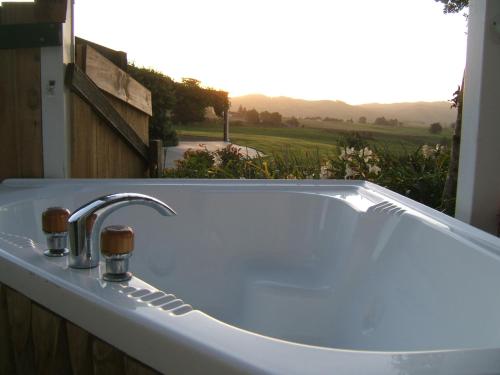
174,120,452,160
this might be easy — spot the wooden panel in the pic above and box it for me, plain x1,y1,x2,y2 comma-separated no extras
66,321,94,375
0,2,35,24
70,93,148,178
70,93,98,178
149,140,164,178
0,283,160,374
0,47,43,181
106,93,149,143
66,63,149,161
93,338,125,375
0,0,67,25
31,303,72,374
76,37,127,71
0,22,62,49
5,286,35,374
0,283,15,375
124,357,159,375
84,45,152,116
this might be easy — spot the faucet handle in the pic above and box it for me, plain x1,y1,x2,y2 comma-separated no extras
42,207,70,257
101,225,134,282
42,207,70,233
101,225,134,255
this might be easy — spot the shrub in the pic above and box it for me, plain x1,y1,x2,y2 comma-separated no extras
164,143,451,211
429,122,443,134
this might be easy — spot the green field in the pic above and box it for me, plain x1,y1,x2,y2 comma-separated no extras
174,120,452,159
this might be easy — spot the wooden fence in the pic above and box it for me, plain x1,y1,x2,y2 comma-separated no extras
0,282,159,375
0,47,44,180
69,42,154,178
0,0,163,179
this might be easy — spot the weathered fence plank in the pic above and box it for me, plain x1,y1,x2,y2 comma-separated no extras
0,282,15,375
149,140,164,178
124,356,159,375
31,303,72,375
84,45,152,116
5,286,35,374
93,338,125,375
66,321,94,375
66,63,149,161
0,47,43,180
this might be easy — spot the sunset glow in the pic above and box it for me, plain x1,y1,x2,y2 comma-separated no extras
75,0,467,104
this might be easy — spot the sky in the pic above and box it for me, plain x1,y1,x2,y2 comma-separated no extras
72,0,467,105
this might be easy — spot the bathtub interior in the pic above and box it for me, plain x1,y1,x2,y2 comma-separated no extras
1,183,500,353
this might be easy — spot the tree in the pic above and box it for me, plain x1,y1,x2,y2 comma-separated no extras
435,0,468,214
285,116,300,127
358,116,367,124
429,122,443,134
172,78,207,124
127,64,178,146
435,0,468,13
244,108,260,123
260,111,282,125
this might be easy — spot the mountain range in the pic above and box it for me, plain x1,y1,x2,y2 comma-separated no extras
230,94,457,125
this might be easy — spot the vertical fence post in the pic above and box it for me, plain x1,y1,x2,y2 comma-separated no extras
223,110,229,142
149,140,163,178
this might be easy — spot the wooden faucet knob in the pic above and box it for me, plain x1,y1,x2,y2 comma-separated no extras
42,207,70,233
100,226,134,256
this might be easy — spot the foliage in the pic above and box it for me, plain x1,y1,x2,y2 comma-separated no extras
168,148,215,178
285,117,300,127
435,0,468,14
164,142,451,211
358,116,367,124
172,78,208,124
323,117,344,123
244,108,260,123
337,131,369,149
128,65,229,143
429,122,443,134
127,64,178,146
374,116,401,127
260,111,282,125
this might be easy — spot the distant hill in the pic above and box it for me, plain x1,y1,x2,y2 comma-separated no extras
230,94,456,125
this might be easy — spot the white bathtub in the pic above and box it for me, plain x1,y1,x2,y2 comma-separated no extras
1,179,500,374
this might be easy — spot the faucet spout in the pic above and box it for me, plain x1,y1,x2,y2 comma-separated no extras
68,193,176,269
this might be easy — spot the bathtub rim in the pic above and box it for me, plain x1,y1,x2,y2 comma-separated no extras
1,179,500,374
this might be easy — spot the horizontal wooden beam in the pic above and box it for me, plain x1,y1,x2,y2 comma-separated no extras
84,45,152,116
0,22,62,49
0,0,67,25
66,63,149,161
75,37,127,71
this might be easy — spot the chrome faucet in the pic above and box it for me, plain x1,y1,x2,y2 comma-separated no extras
68,193,176,269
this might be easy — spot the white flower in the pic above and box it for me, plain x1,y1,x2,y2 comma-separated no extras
358,147,372,158
213,154,222,167
435,144,445,153
346,147,356,156
340,147,355,161
360,147,374,162
368,164,381,175
320,167,330,179
345,165,356,179
421,145,434,159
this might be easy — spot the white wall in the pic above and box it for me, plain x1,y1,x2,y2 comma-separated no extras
40,0,74,178
456,0,500,235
